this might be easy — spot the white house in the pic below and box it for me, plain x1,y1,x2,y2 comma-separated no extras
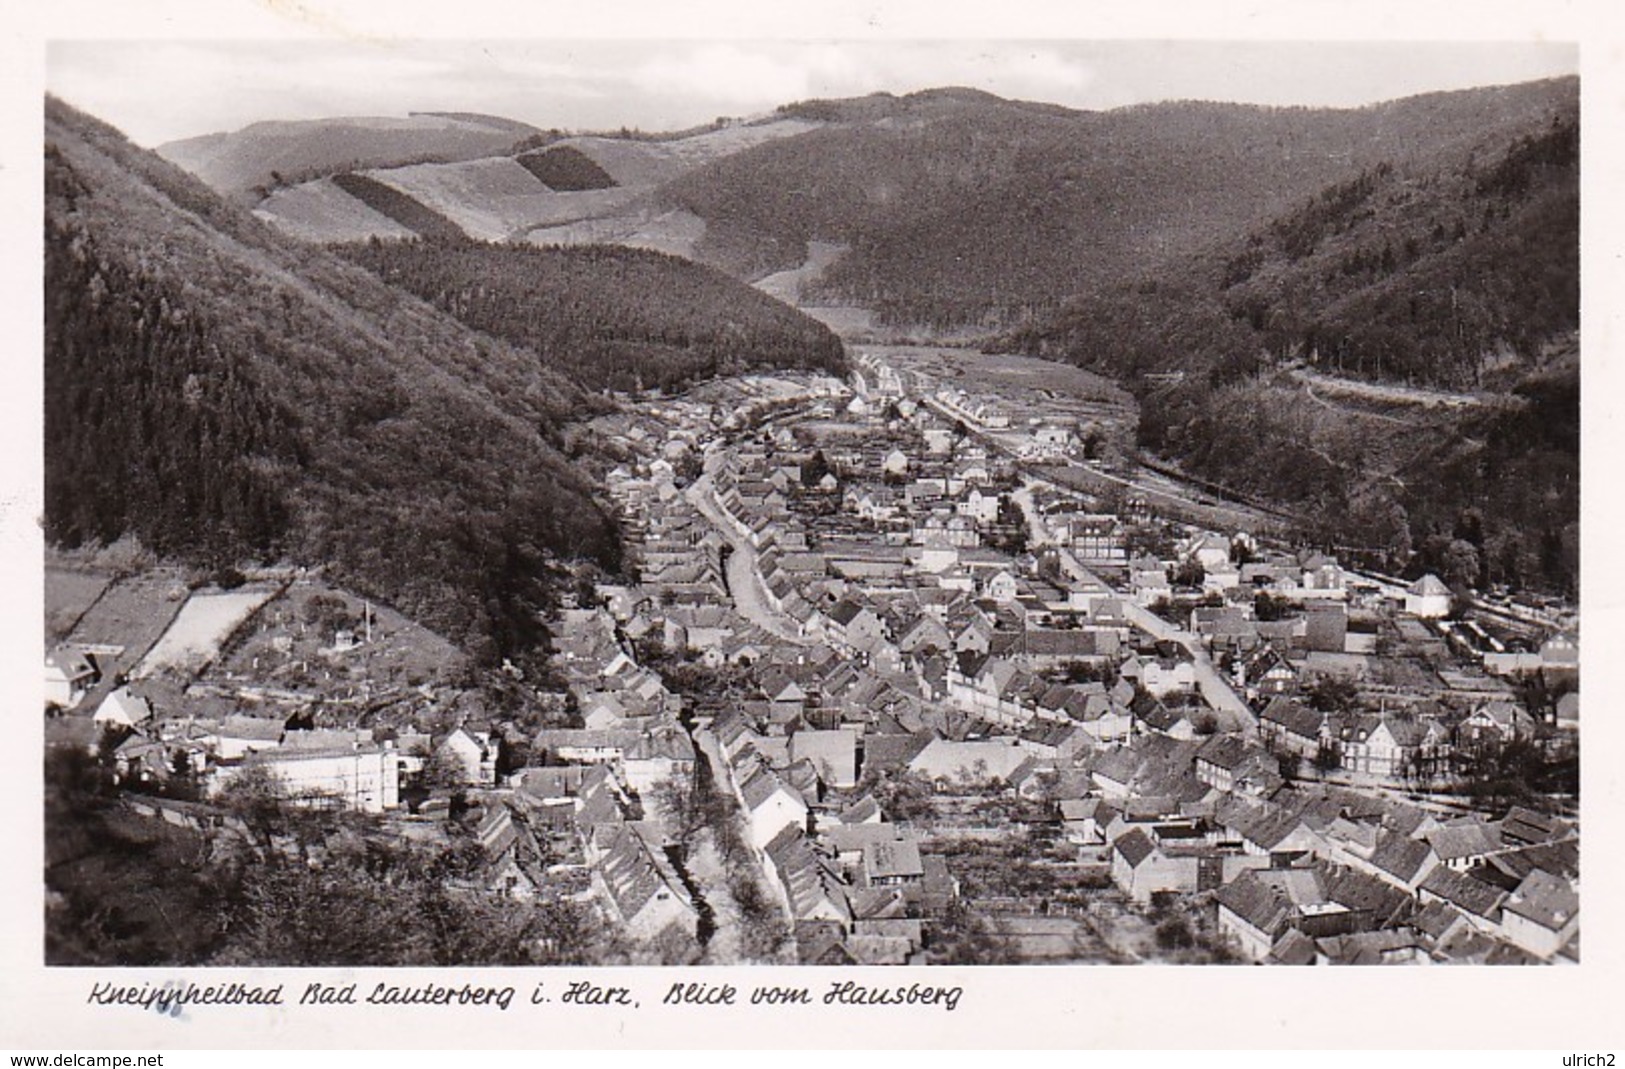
45,647,97,710
1405,574,1452,619
93,686,154,730
221,743,404,814
436,727,499,786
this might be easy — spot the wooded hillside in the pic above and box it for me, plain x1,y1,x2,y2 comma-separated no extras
338,239,848,394
45,97,620,663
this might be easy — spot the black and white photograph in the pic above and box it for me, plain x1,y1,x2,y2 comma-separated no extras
7,0,1619,1053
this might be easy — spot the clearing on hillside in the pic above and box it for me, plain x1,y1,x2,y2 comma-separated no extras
134,587,279,679
255,177,416,243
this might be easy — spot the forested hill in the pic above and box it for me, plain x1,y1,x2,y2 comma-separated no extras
997,85,1579,595
654,79,1577,331
1011,103,1578,392
44,97,620,664
338,239,848,394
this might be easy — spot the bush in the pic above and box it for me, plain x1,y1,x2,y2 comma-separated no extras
1155,916,1195,950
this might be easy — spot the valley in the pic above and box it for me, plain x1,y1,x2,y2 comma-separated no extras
41,70,1581,970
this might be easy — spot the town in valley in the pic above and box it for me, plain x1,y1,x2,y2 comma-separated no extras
42,45,1580,970
46,341,1579,967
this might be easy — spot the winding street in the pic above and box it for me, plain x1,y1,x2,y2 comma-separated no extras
684,474,811,645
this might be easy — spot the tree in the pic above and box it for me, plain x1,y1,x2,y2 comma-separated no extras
800,448,832,489
1253,591,1293,622
1307,676,1359,713
926,899,1020,965
1442,538,1483,591
1171,559,1206,588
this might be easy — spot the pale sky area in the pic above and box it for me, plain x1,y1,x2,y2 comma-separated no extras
46,39,1578,148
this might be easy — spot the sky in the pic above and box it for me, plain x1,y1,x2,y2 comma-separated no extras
46,38,1579,148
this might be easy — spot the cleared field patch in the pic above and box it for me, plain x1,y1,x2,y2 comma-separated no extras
752,240,848,304
66,570,192,680
366,158,637,241
134,588,278,679
521,206,707,258
562,119,820,188
44,566,114,646
872,344,1135,411
256,178,416,243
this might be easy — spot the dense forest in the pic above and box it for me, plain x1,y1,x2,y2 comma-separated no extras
45,97,621,663
329,172,468,240
515,145,618,191
655,79,1577,330
339,238,848,394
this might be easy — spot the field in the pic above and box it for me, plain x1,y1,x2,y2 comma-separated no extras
256,177,416,243
44,566,114,645
562,119,820,188
866,344,1136,417
521,207,707,259
369,160,640,242
134,587,279,679
64,569,193,680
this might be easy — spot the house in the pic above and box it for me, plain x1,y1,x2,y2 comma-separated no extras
1111,829,1198,904
1459,701,1537,744
1404,575,1452,619
828,599,887,649
1360,830,1440,894
1257,697,1324,758
1555,692,1579,732
435,727,498,786
221,740,403,814
1034,422,1075,450
622,724,698,795
1424,822,1502,872
1136,652,1197,698
1539,632,1579,681
1303,603,1349,653
790,729,859,790
1299,554,1348,598
1497,870,1579,960
531,728,641,765
595,822,700,942
1328,713,1450,780
763,826,853,928
861,836,925,888
93,686,154,730
211,715,287,760
881,449,910,477
1417,867,1506,934
737,764,810,850
759,669,808,720
45,647,98,709
957,488,1002,525
1215,869,1333,962
897,614,952,655
1131,570,1173,607
1215,864,1406,962
983,570,1020,604
907,739,1032,788
1186,533,1233,570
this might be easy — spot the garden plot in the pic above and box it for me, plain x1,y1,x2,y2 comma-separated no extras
133,588,277,679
